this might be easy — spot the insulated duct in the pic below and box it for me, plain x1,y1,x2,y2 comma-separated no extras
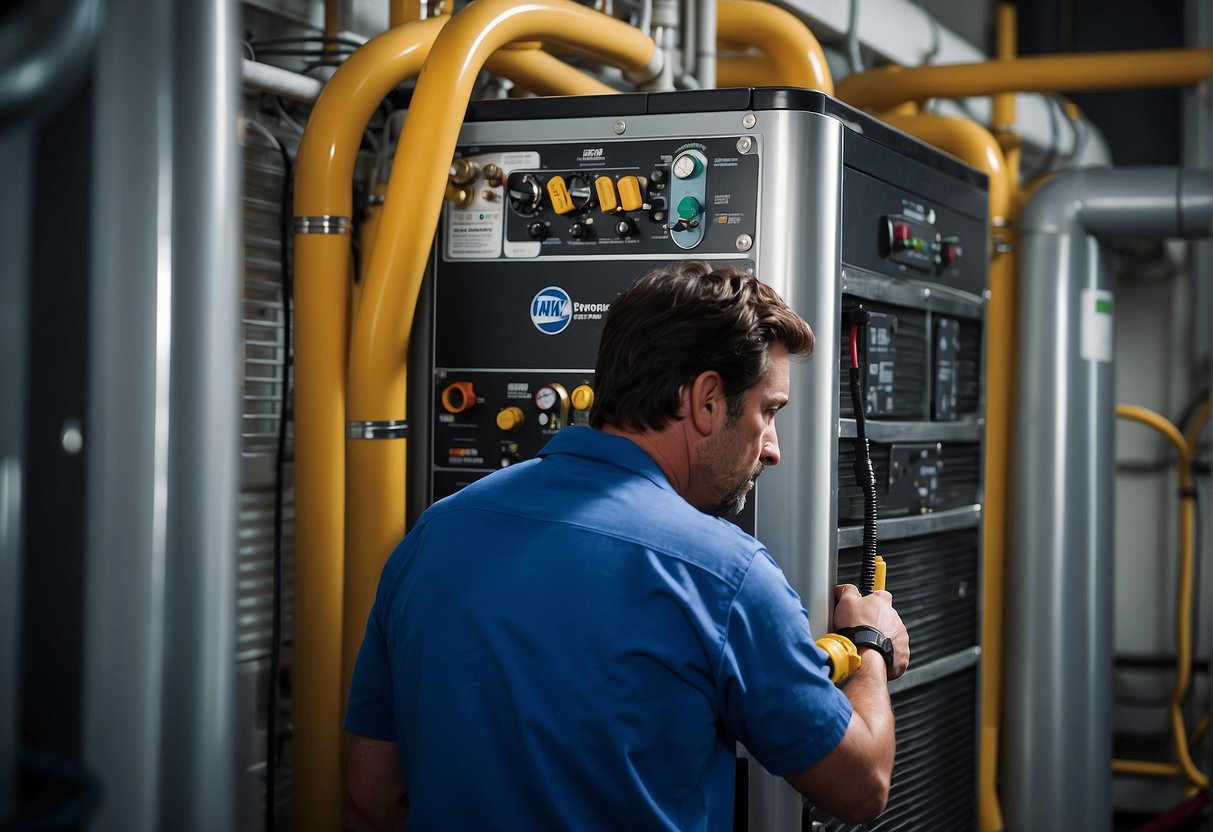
1007,167,1213,831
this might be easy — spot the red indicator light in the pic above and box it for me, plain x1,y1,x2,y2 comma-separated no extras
893,223,911,243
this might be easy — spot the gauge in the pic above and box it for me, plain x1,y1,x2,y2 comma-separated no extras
672,153,699,180
534,385,559,411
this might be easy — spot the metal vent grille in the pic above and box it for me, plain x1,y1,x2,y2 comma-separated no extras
236,106,297,832
956,318,982,416
839,301,928,420
837,529,979,666
813,668,978,831
838,441,981,521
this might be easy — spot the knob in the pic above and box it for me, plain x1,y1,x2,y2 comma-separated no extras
482,163,503,187
570,384,595,411
569,219,594,239
615,219,634,238
449,158,479,185
618,176,645,212
673,195,702,232
441,380,477,414
495,406,525,432
595,176,619,213
527,222,547,240
506,172,543,216
650,168,666,185
566,174,593,212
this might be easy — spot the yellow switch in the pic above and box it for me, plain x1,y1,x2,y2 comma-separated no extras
495,406,525,432
617,176,643,211
546,175,574,215
570,384,595,411
595,177,619,213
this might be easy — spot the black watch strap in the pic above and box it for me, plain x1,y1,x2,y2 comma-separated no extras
835,626,894,671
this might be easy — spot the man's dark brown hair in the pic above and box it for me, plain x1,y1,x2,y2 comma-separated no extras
589,261,815,433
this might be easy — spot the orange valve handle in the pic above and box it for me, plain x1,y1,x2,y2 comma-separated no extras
441,380,477,414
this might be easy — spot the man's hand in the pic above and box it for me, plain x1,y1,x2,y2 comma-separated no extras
832,584,909,680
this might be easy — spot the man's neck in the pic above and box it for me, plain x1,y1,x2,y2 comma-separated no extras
600,423,691,499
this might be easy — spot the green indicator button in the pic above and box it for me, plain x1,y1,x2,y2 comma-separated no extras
1096,298,1112,314
677,195,702,220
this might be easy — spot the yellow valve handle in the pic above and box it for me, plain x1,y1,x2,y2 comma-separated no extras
595,176,619,213
617,175,644,211
816,632,862,686
873,555,886,592
546,175,573,214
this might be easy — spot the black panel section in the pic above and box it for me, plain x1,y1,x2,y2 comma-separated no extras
433,259,632,370
20,76,93,827
956,317,983,416
811,668,979,831
837,530,980,667
843,130,987,224
465,91,648,122
840,166,987,296
837,441,981,521
838,301,928,420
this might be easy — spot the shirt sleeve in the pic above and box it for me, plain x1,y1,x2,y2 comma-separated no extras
716,549,853,777
344,591,397,741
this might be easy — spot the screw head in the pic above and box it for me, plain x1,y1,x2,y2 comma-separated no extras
736,234,753,252
741,112,756,129
737,136,753,154
612,119,626,135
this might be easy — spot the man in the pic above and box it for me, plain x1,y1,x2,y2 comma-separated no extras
344,261,909,830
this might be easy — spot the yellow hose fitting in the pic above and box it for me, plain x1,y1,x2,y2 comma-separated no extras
816,633,862,686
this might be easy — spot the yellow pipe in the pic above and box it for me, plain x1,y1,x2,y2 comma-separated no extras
292,16,446,832
485,48,619,97
344,0,657,736
389,0,420,27
1114,404,1206,790
716,54,787,88
715,0,833,94
993,3,1021,196
835,48,1213,113
882,113,1011,832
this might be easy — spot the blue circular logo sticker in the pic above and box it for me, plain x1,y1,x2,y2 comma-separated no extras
530,286,572,335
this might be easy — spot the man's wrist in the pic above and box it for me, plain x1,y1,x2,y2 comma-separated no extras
834,625,894,671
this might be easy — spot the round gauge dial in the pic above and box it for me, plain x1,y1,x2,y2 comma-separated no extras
672,153,699,180
534,385,559,411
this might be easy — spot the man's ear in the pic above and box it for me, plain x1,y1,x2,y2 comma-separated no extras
687,370,725,436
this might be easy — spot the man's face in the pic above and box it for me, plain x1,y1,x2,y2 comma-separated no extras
698,344,790,517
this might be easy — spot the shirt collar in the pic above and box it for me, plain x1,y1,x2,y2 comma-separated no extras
536,426,679,496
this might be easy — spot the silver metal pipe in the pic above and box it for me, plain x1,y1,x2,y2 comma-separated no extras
86,0,240,828
1007,167,1213,832
242,58,322,103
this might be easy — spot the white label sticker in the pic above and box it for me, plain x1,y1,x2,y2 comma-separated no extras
1080,288,1113,363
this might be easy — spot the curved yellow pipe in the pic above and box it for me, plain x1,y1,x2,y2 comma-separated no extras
715,0,833,94
882,114,1011,832
292,16,446,832
716,54,785,88
836,48,1213,112
343,0,657,744
1113,404,1205,790
485,47,619,97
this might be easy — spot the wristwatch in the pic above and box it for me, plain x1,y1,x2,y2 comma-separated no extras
834,626,894,671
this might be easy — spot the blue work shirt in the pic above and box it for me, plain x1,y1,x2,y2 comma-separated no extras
346,426,851,830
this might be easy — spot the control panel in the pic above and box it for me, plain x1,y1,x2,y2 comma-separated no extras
441,137,759,260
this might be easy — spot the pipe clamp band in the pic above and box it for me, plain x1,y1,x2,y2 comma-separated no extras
293,215,351,235
347,420,409,440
